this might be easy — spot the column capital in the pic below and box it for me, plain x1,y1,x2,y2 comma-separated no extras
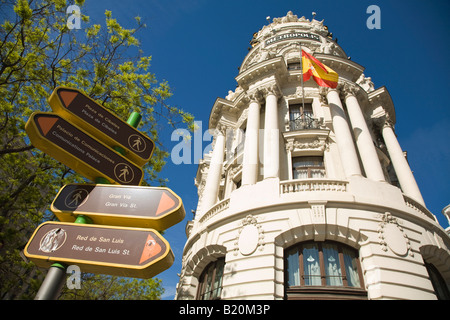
372,114,394,133
318,85,342,104
260,82,282,99
246,89,264,104
318,86,332,99
385,113,395,128
215,122,230,136
340,82,359,99
380,113,395,131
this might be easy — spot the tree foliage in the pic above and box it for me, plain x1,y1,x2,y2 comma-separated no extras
0,0,193,299
60,273,164,300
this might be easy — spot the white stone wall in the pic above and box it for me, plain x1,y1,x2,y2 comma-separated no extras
176,11,450,300
177,176,449,300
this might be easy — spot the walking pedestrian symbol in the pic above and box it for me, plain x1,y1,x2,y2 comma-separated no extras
64,188,89,209
128,134,147,153
114,163,135,184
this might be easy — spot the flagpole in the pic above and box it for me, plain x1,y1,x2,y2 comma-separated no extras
299,42,306,111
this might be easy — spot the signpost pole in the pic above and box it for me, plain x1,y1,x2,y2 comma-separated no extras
34,215,93,300
127,111,142,128
34,263,67,300
33,111,147,299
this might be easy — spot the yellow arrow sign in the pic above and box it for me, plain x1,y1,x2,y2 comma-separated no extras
51,184,185,231
25,112,143,185
24,222,173,279
48,87,154,167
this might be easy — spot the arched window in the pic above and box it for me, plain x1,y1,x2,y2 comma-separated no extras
285,241,367,300
425,263,450,300
196,258,225,300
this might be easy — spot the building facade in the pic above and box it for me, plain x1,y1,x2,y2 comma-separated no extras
175,11,450,300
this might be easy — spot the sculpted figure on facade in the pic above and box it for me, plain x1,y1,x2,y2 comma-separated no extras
357,73,375,93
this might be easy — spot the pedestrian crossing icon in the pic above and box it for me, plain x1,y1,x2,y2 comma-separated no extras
114,163,135,184
64,188,89,209
128,134,147,153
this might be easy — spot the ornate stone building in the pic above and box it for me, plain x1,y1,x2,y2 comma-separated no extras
175,11,450,300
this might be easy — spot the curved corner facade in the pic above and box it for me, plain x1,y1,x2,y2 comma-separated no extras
176,11,450,300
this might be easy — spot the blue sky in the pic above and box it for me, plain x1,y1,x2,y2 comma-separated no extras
70,0,449,299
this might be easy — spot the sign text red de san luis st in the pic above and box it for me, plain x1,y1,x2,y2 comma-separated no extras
24,222,173,279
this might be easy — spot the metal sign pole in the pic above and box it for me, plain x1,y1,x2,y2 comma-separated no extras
34,215,93,300
34,263,67,300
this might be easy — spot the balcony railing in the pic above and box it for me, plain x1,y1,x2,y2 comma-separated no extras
403,194,437,222
280,179,348,194
289,115,322,131
199,198,230,224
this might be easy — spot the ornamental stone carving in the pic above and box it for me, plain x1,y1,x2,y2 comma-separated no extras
340,82,359,99
377,212,413,257
246,89,264,104
260,83,282,99
356,73,375,93
234,215,264,256
285,138,328,153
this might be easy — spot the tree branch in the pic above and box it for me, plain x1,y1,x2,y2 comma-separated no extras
0,145,35,156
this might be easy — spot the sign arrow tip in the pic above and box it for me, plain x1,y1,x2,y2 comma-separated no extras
37,116,58,136
59,89,78,107
155,192,176,216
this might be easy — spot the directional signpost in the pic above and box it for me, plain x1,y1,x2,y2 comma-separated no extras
25,112,143,185
51,184,185,230
24,222,173,279
23,86,186,299
48,87,154,167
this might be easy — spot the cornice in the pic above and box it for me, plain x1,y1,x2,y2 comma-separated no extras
315,54,365,83
368,86,396,124
235,56,286,90
283,128,330,142
208,97,237,129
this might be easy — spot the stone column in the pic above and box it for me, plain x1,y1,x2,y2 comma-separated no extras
201,127,225,212
242,91,262,185
263,85,280,180
343,85,385,182
325,88,362,177
382,117,425,205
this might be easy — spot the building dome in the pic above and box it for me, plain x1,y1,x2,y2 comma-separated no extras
176,11,450,300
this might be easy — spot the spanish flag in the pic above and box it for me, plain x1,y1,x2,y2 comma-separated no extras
302,50,338,88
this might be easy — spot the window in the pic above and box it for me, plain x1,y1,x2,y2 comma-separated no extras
285,241,366,300
197,258,225,300
289,103,319,130
287,62,301,70
234,178,242,190
425,263,450,300
292,156,325,179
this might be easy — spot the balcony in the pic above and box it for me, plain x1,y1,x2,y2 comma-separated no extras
280,179,348,194
289,114,323,131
